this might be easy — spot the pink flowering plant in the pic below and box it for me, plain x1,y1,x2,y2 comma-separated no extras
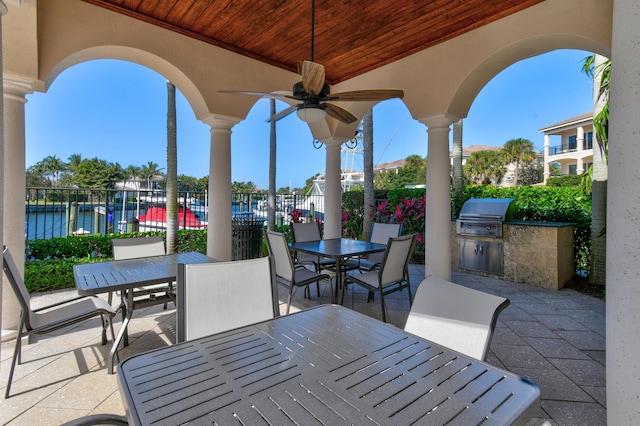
372,194,426,261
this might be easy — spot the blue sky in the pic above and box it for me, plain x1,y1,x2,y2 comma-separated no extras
25,49,594,189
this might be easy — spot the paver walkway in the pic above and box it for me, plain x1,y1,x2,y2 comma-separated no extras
1,265,606,425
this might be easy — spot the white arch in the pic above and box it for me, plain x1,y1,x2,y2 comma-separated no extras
44,46,210,121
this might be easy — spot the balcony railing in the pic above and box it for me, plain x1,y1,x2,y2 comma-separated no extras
24,188,324,240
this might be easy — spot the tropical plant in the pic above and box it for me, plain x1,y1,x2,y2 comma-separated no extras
140,161,164,190
463,149,505,185
501,138,536,185
166,80,178,254
41,155,68,187
452,119,464,196
72,157,123,189
363,109,374,240
582,54,610,286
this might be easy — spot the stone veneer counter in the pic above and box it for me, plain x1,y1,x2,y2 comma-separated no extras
451,221,575,290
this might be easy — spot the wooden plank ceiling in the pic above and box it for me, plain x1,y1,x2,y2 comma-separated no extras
82,0,544,84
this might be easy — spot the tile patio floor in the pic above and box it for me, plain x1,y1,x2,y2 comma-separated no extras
0,265,606,425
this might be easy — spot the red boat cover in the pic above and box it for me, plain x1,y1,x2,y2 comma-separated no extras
140,206,205,227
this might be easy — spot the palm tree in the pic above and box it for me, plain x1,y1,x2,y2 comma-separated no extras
67,153,82,173
165,80,178,254
452,119,463,197
501,138,536,186
140,161,164,190
43,155,67,187
268,98,277,231
363,109,374,239
583,54,610,285
464,150,505,185
124,165,141,190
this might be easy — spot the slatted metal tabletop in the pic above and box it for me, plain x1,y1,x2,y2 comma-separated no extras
74,252,212,295
118,304,540,425
74,251,214,373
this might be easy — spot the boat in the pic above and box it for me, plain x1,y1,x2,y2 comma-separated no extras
137,204,207,232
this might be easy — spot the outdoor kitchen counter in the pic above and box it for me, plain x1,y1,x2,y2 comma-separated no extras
451,221,575,290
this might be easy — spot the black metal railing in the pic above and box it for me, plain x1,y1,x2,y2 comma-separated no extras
24,188,324,240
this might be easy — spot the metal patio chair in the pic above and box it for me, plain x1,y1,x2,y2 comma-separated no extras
342,234,416,322
110,236,174,309
404,275,510,361
358,222,403,272
3,246,116,398
176,256,279,342
265,230,333,314
290,222,337,293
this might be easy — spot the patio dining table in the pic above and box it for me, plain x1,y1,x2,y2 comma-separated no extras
73,251,215,374
117,304,540,425
288,237,387,302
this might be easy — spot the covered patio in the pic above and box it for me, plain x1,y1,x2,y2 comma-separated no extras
0,0,637,423
0,267,606,424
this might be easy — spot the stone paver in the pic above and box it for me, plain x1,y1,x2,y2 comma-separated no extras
0,265,606,425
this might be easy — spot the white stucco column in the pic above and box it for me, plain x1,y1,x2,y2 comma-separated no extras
608,0,640,423
419,114,456,280
203,115,239,261
2,75,33,337
543,134,550,183
0,0,7,340
323,140,342,239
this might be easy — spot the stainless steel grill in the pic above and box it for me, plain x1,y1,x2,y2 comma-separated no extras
456,198,516,238
456,198,516,275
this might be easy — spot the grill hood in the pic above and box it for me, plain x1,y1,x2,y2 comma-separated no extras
458,198,516,222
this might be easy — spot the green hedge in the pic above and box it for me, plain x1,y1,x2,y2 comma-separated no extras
24,230,209,292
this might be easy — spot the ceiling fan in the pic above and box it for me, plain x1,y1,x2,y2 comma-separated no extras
219,0,404,124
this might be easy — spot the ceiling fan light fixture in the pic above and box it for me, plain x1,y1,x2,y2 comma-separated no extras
296,106,326,123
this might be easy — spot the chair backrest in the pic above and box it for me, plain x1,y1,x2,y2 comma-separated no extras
264,230,295,282
3,246,34,330
369,223,402,244
112,236,165,260
176,256,278,342
367,223,402,264
404,275,510,361
290,222,322,264
290,221,321,242
379,234,416,285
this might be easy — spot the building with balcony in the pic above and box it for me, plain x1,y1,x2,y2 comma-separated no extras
540,112,594,183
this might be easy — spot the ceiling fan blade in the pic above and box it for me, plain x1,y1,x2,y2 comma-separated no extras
327,89,404,102
299,60,325,95
324,103,358,124
266,105,298,123
219,90,297,101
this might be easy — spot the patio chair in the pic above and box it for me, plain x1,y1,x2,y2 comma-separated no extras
342,234,416,322
265,230,334,314
176,256,279,342
358,222,402,272
404,275,510,361
3,246,116,399
110,236,173,310
290,222,336,297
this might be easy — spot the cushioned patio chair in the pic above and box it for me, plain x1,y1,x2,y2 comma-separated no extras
3,246,116,399
265,230,333,314
342,233,416,322
404,275,510,361
176,256,279,342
